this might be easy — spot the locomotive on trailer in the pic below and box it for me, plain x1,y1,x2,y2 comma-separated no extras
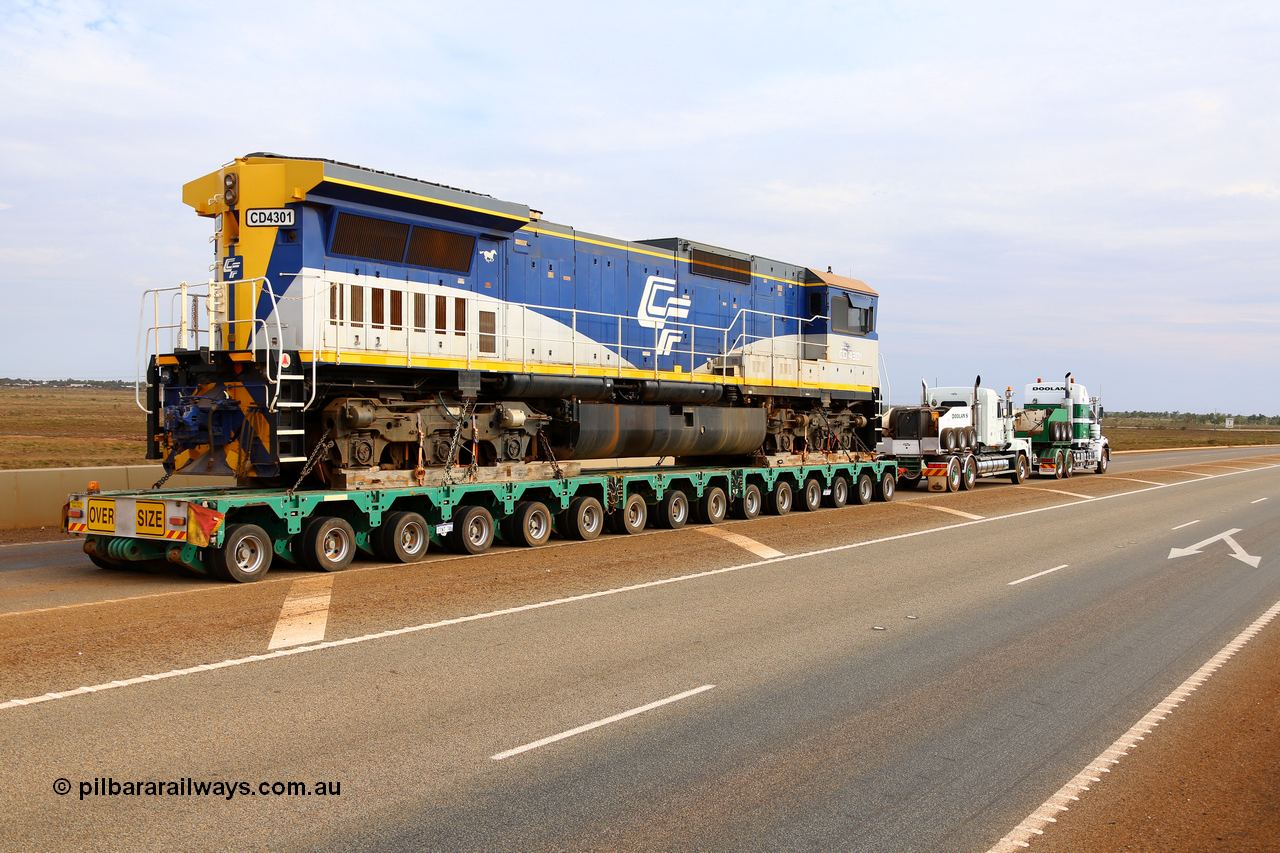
149,154,882,487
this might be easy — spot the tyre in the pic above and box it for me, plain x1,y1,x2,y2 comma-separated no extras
798,478,823,512
1010,454,1029,484
966,427,978,448
297,516,356,571
695,486,728,525
824,476,849,508
1062,452,1074,478
939,428,955,451
873,470,896,502
945,457,962,492
1096,449,1109,475
764,480,793,515
897,473,923,491
731,483,762,520
607,493,647,534
374,511,429,562
87,551,126,571
655,490,689,529
561,496,604,540
448,506,495,554
505,501,552,547
211,523,273,583
960,455,978,491
854,472,874,505
1053,450,1066,480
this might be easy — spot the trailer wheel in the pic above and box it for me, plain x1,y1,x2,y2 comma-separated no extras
960,455,978,491
945,457,963,492
1096,449,1109,474
1010,454,1029,484
798,477,823,512
764,480,793,515
87,552,126,571
732,483,762,520
448,506,495,554
655,490,689,529
298,517,356,571
874,471,896,502
505,501,553,548
561,496,604,541
375,511,429,562
212,523,273,583
608,493,647,535
854,472,875,505
824,476,849,508
695,486,728,524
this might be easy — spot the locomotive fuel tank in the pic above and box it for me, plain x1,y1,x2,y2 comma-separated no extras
548,404,767,460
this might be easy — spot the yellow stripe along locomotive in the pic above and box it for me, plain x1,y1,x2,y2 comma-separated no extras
149,154,881,486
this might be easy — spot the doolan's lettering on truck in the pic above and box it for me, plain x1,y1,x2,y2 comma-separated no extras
1030,385,1067,393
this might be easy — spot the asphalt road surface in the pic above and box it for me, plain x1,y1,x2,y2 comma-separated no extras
2,449,1277,852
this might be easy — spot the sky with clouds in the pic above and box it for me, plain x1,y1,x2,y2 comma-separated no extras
1,0,1276,413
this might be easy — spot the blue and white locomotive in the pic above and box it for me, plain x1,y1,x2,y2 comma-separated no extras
146,154,881,485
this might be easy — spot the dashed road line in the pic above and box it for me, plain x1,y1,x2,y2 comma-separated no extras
1253,498,1268,504
267,575,334,650
1022,488,1092,500
698,527,784,558
1104,476,1166,486
908,503,986,521
1008,565,1069,586
985,596,1280,852
490,684,716,760
1171,520,1201,530
1167,469,1214,478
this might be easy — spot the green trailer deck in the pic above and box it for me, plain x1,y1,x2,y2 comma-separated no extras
65,456,897,583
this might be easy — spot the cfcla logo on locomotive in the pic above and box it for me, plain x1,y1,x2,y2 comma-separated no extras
636,275,691,356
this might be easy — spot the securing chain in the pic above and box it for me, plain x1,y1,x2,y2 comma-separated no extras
288,428,333,497
151,469,173,490
414,411,428,486
537,431,564,480
440,398,476,486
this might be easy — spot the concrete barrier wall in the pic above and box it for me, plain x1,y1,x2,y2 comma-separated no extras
0,467,236,530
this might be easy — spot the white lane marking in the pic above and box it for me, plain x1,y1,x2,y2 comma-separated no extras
1105,476,1167,486
1022,488,1092,500
267,576,334,650
1253,498,1268,504
1168,528,1260,567
698,527,784,559
1008,565,1069,586
1167,469,1214,478
5,462,1279,712
1171,520,1201,530
985,596,1280,853
908,504,986,521
491,684,715,761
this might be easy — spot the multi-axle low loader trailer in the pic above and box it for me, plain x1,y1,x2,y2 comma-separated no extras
878,373,1109,491
64,454,898,583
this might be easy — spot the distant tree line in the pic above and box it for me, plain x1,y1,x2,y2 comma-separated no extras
1109,411,1280,426
0,378,132,389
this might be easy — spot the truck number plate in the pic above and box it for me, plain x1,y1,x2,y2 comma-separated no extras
86,498,116,533
245,208,296,227
135,500,167,537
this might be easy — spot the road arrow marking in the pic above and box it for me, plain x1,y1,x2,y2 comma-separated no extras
1168,528,1261,567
